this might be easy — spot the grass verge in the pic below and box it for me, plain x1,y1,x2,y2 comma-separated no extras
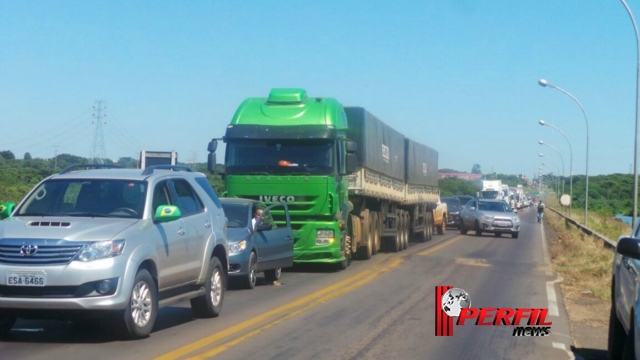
546,210,613,301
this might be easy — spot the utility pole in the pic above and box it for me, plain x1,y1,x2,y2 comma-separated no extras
53,146,60,171
90,101,107,164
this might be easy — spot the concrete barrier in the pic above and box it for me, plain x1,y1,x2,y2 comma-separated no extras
547,207,617,250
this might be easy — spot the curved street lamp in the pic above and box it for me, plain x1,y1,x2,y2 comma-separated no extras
539,120,573,217
540,155,562,195
538,79,590,226
618,0,640,228
540,164,559,197
538,143,565,196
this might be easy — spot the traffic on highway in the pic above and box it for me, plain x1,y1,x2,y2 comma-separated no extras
0,89,593,360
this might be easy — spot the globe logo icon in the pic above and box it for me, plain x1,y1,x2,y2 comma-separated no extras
441,288,471,317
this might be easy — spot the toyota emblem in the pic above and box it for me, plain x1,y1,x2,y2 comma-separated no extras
20,244,38,257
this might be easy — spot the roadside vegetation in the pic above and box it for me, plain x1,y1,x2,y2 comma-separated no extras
546,209,614,301
0,150,224,204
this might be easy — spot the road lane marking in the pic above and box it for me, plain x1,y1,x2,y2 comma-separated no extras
417,235,462,256
454,258,490,267
186,257,404,360
546,277,563,317
552,342,576,360
156,256,403,360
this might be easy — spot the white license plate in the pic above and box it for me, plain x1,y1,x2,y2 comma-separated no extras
494,221,511,228
6,273,46,287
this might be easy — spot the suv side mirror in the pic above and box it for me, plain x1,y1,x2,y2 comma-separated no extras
0,202,15,220
154,205,182,223
617,237,640,260
345,153,358,174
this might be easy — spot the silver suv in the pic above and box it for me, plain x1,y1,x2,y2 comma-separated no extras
0,165,229,339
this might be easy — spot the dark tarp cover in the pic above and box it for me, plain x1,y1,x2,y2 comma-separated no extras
344,107,405,181
405,138,439,187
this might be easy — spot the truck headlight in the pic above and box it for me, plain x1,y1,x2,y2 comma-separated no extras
76,240,125,262
316,229,334,246
229,240,247,254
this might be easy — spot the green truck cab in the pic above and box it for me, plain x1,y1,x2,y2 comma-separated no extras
208,89,357,269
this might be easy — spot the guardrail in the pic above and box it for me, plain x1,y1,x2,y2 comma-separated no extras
547,207,617,250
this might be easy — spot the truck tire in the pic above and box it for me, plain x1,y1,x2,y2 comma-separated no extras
398,214,405,252
191,257,225,318
357,210,372,260
427,212,433,241
437,216,446,235
392,212,401,252
112,269,158,339
402,212,409,250
371,212,380,255
350,215,361,258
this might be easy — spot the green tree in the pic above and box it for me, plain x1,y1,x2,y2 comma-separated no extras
0,150,15,161
23,152,32,161
471,164,481,174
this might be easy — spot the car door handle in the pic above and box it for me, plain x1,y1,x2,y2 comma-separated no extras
178,228,186,236
286,236,294,242
204,221,211,228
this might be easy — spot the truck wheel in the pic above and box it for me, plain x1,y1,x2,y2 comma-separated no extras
0,312,16,336
403,213,409,250
608,296,626,360
191,257,225,318
112,269,158,339
398,215,405,251
475,221,482,236
427,212,433,241
264,268,281,283
371,212,380,255
243,252,257,289
419,218,428,243
437,217,446,235
357,210,372,260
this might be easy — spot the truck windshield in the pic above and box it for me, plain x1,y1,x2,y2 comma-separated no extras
481,190,499,199
226,140,334,175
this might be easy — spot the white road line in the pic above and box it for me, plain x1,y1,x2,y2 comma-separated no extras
552,342,576,360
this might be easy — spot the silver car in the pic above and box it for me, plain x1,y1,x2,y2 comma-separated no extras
459,199,521,238
0,165,229,339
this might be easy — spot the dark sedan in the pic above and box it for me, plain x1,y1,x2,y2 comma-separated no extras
220,198,294,289
441,197,463,228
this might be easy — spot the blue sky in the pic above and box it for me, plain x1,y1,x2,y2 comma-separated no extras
0,0,637,177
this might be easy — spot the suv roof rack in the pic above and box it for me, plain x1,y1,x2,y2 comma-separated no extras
141,165,194,176
59,164,122,175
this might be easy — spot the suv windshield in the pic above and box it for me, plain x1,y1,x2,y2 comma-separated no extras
16,179,147,219
221,203,249,228
225,140,334,176
478,201,510,212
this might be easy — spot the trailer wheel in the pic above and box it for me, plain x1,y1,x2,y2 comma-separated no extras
392,211,401,252
402,212,409,250
398,214,405,252
427,212,433,241
357,210,372,260
371,212,380,255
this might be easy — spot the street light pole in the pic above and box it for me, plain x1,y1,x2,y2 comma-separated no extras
539,120,573,217
538,79,590,226
540,164,559,200
539,141,565,195
540,155,561,197
619,0,640,228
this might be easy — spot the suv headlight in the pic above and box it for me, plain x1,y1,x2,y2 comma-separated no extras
513,216,520,222
482,215,494,221
316,229,334,246
76,240,125,262
229,240,247,254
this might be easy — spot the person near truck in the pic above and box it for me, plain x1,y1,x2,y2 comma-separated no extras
537,201,545,223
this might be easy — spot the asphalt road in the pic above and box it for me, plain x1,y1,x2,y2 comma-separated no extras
0,207,577,360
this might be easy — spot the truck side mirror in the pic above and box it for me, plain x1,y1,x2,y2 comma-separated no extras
207,152,217,173
345,153,358,174
345,140,357,153
208,139,218,153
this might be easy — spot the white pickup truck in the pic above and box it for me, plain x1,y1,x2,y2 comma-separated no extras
433,197,448,235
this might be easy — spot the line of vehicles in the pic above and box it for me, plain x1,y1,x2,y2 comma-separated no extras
0,88,454,340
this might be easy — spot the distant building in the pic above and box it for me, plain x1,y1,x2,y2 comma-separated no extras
438,172,484,180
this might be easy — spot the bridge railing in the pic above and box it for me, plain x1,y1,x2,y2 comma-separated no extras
547,207,617,250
